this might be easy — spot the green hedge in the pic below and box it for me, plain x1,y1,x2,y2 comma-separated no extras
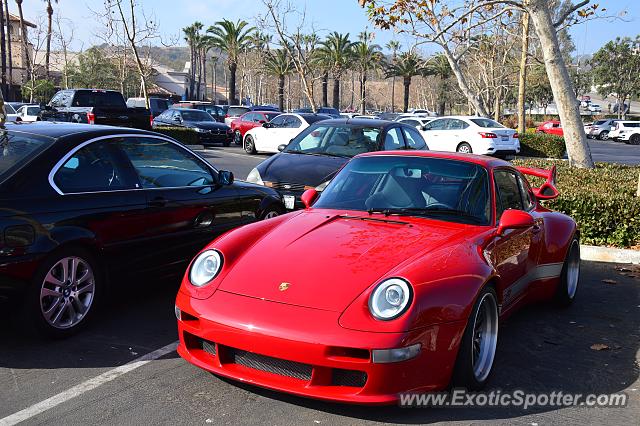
152,127,200,145
513,159,640,248
518,133,566,159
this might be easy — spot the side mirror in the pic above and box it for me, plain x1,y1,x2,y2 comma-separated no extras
277,144,287,152
173,116,182,122
421,125,428,131
218,170,234,186
496,210,534,236
301,189,318,209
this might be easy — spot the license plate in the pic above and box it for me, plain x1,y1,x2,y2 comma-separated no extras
284,195,295,210
501,135,509,141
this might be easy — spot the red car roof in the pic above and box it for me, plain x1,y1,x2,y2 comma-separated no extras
355,150,512,169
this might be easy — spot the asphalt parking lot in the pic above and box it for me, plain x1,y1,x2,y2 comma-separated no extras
0,262,637,425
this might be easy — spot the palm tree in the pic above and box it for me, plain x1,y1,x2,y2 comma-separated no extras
15,0,32,82
44,0,58,79
385,51,424,113
385,40,400,112
354,31,382,114
183,22,202,100
250,31,271,104
424,53,453,116
318,32,355,110
207,19,255,105
4,0,12,99
264,48,292,111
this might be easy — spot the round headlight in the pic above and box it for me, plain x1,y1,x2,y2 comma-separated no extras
189,250,223,287
368,278,412,320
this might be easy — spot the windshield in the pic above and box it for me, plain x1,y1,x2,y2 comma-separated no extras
314,156,490,225
593,120,607,125
470,118,504,128
5,104,15,114
181,110,214,122
285,124,381,158
0,130,54,184
73,91,126,108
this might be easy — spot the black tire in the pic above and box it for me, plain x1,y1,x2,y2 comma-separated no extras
261,204,285,220
555,238,580,307
244,135,257,155
629,134,640,146
22,246,102,338
452,286,499,390
598,130,609,140
234,130,242,145
456,142,473,154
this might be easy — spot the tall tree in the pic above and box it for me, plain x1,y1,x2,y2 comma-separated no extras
517,9,530,134
264,48,292,111
385,51,423,112
424,53,453,116
207,19,255,105
183,22,203,100
5,0,12,99
44,0,58,79
385,40,400,112
318,32,355,110
15,0,32,82
0,0,6,98
353,30,382,114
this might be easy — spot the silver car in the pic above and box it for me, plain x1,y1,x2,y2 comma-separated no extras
585,119,622,140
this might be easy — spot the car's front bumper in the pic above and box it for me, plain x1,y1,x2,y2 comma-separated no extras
176,290,464,404
197,131,233,145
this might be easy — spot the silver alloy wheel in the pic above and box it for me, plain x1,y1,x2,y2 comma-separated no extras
471,292,499,382
234,130,242,144
264,210,279,219
457,143,471,154
40,256,95,329
566,241,580,299
600,131,609,140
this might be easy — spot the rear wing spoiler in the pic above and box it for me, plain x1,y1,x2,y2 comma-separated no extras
516,165,559,200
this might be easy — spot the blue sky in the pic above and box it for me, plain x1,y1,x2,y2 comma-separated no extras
15,0,640,55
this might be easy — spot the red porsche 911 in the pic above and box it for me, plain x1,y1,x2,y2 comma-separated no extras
175,151,579,404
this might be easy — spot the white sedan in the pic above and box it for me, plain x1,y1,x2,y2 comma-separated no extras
243,113,330,154
15,104,41,122
421,116,520,157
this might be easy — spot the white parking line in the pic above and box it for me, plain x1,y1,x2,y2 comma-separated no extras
0,341,178,426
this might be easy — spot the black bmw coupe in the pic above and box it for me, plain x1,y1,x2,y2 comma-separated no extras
0,122,284,337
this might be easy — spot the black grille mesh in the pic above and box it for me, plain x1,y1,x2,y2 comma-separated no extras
201,339,216,356
331,369,368,387
270,181,307,192
229,348,312,381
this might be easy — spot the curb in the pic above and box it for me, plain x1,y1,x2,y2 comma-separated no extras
580,245,640,264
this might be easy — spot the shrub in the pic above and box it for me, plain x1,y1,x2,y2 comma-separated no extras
151,127,200,146
500,115,536,129
518,132,566,159
513,159,640,248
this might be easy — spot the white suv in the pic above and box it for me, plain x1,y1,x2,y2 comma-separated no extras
608,121,640,143
421,116,520,157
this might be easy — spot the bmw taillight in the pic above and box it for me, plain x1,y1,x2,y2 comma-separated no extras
479,132,497,138
86,112,95,125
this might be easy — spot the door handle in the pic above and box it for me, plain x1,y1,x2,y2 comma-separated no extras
149,196,168,207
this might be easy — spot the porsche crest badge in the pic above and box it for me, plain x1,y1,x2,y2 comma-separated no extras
279,282,291,291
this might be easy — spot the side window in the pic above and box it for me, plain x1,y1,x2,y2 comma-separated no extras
494,170,524,221
243,113,256,122
53,140,130,193
402,119,419,127
447,119,468,130
49,92,63,107
270,115,287,127
517,174,536,211
426,119,447,130
286,116,302,128
403,127,427,150
118,138,215,188
384,127,405,150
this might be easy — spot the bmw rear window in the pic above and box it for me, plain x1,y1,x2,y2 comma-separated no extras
0,131,54,184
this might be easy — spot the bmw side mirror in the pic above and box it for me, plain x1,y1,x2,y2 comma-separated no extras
496,210,535,236
277,144,287,152
301,189,318,209
218,170,234,186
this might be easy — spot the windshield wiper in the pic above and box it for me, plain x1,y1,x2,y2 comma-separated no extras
368,207,483,224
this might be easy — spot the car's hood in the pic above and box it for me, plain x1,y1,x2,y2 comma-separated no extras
258,152,348,187
218,210,470,312
186,121,229,130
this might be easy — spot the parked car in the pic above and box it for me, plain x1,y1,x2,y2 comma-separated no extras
396,116,434,131
409,108,437,116
246,118,429,210
224,106,252,126
536,120,563,137
587,103,602,113
585,119,622,140
294,107,341,118
172,101,226,123
126,97,170,118
608,121,640,143
40,89,152,130
0,122,284,337
152,108,233,146
176,151,579,403
15,104,41,122
230,110,281,145
422,116,519,157
243,113,330,155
